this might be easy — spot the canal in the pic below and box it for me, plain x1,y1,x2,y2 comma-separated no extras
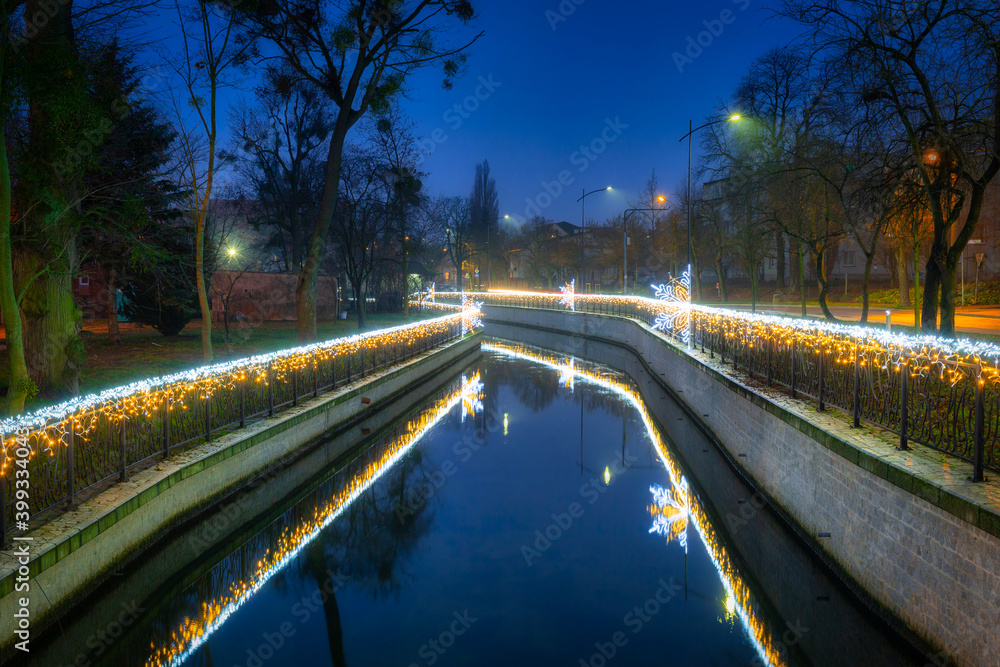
16,335,927,667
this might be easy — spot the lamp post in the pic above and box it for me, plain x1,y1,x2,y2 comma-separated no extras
577,186,612,292
623,199,671,295
678,114,741,301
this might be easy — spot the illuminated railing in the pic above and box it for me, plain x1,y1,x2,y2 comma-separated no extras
438,289,1000,480
0,312,479,543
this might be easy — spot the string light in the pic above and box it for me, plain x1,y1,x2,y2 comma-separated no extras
0,310,483,480
651,270,691,343
432,289,999,386
559,279,575,311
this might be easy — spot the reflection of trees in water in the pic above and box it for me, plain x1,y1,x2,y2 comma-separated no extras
136,400,442,667
297,447,434,667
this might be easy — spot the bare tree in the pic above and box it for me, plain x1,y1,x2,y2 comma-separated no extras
225,71,331,273
778,0,1000,335
241,0,481,342
166,0,252,361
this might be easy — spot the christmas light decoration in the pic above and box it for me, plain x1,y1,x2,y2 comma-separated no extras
651,268,692,343
0,311,482,483
648,480,689,553
558,357,576,393
462,294,483,333
559,279,575,311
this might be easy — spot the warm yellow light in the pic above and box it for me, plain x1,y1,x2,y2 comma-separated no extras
657,195,666,203
603,466,611,485
730,114,741,121
606,186,613,191
503,413,509,436
726,593,736,615
227,247,237,258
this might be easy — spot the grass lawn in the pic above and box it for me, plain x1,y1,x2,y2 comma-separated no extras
10,311,441,413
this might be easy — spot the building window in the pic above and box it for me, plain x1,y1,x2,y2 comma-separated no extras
845,251,855,267
445,272,450,280
78,276,90,287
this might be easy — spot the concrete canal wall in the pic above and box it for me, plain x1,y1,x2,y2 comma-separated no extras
486,306,1000,667
0,333,481,658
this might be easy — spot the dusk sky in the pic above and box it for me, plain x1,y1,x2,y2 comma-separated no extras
397,0,803,226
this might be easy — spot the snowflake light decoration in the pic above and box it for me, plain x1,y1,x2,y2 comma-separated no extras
459,373,484,422
558,357,576,393
648,480,690,553
559,279,576,311
426,282,436,303
462,294,483,333
651,268,692,343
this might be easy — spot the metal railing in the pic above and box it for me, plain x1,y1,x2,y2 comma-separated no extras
0,313,468,544
449,290,1000,481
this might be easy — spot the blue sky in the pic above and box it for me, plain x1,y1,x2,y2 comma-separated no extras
141,0,803,226
395,0,803,225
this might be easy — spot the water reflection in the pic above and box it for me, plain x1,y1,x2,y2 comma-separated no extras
483,341,786,667
145,373,484,667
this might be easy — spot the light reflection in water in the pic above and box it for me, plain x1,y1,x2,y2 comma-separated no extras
482,342,786,667
145,373,484,667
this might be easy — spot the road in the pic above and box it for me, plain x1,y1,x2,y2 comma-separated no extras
719,303,1000,336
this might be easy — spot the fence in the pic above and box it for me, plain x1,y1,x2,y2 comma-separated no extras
447,289,1000,481
0,312,470,544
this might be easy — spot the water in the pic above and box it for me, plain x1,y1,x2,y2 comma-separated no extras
18,333,927,667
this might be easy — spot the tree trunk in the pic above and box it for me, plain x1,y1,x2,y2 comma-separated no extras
0,127,30,414
921,252,942,333
16,248,83,395
195,215,212,361
106,266,120,344
789,242,801,292
897,247,910,308
715,255,727,302
297,117,351,343
775,231,786,289
815,247,838,322
913,245,921,329
353,284,366,330
798,244,806,317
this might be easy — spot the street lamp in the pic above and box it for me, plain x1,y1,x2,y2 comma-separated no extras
487,214,510,291
678,114,741,301
577,186,612,292
623,201,672,295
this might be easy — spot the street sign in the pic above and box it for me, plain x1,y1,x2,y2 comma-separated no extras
976,253,986,267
